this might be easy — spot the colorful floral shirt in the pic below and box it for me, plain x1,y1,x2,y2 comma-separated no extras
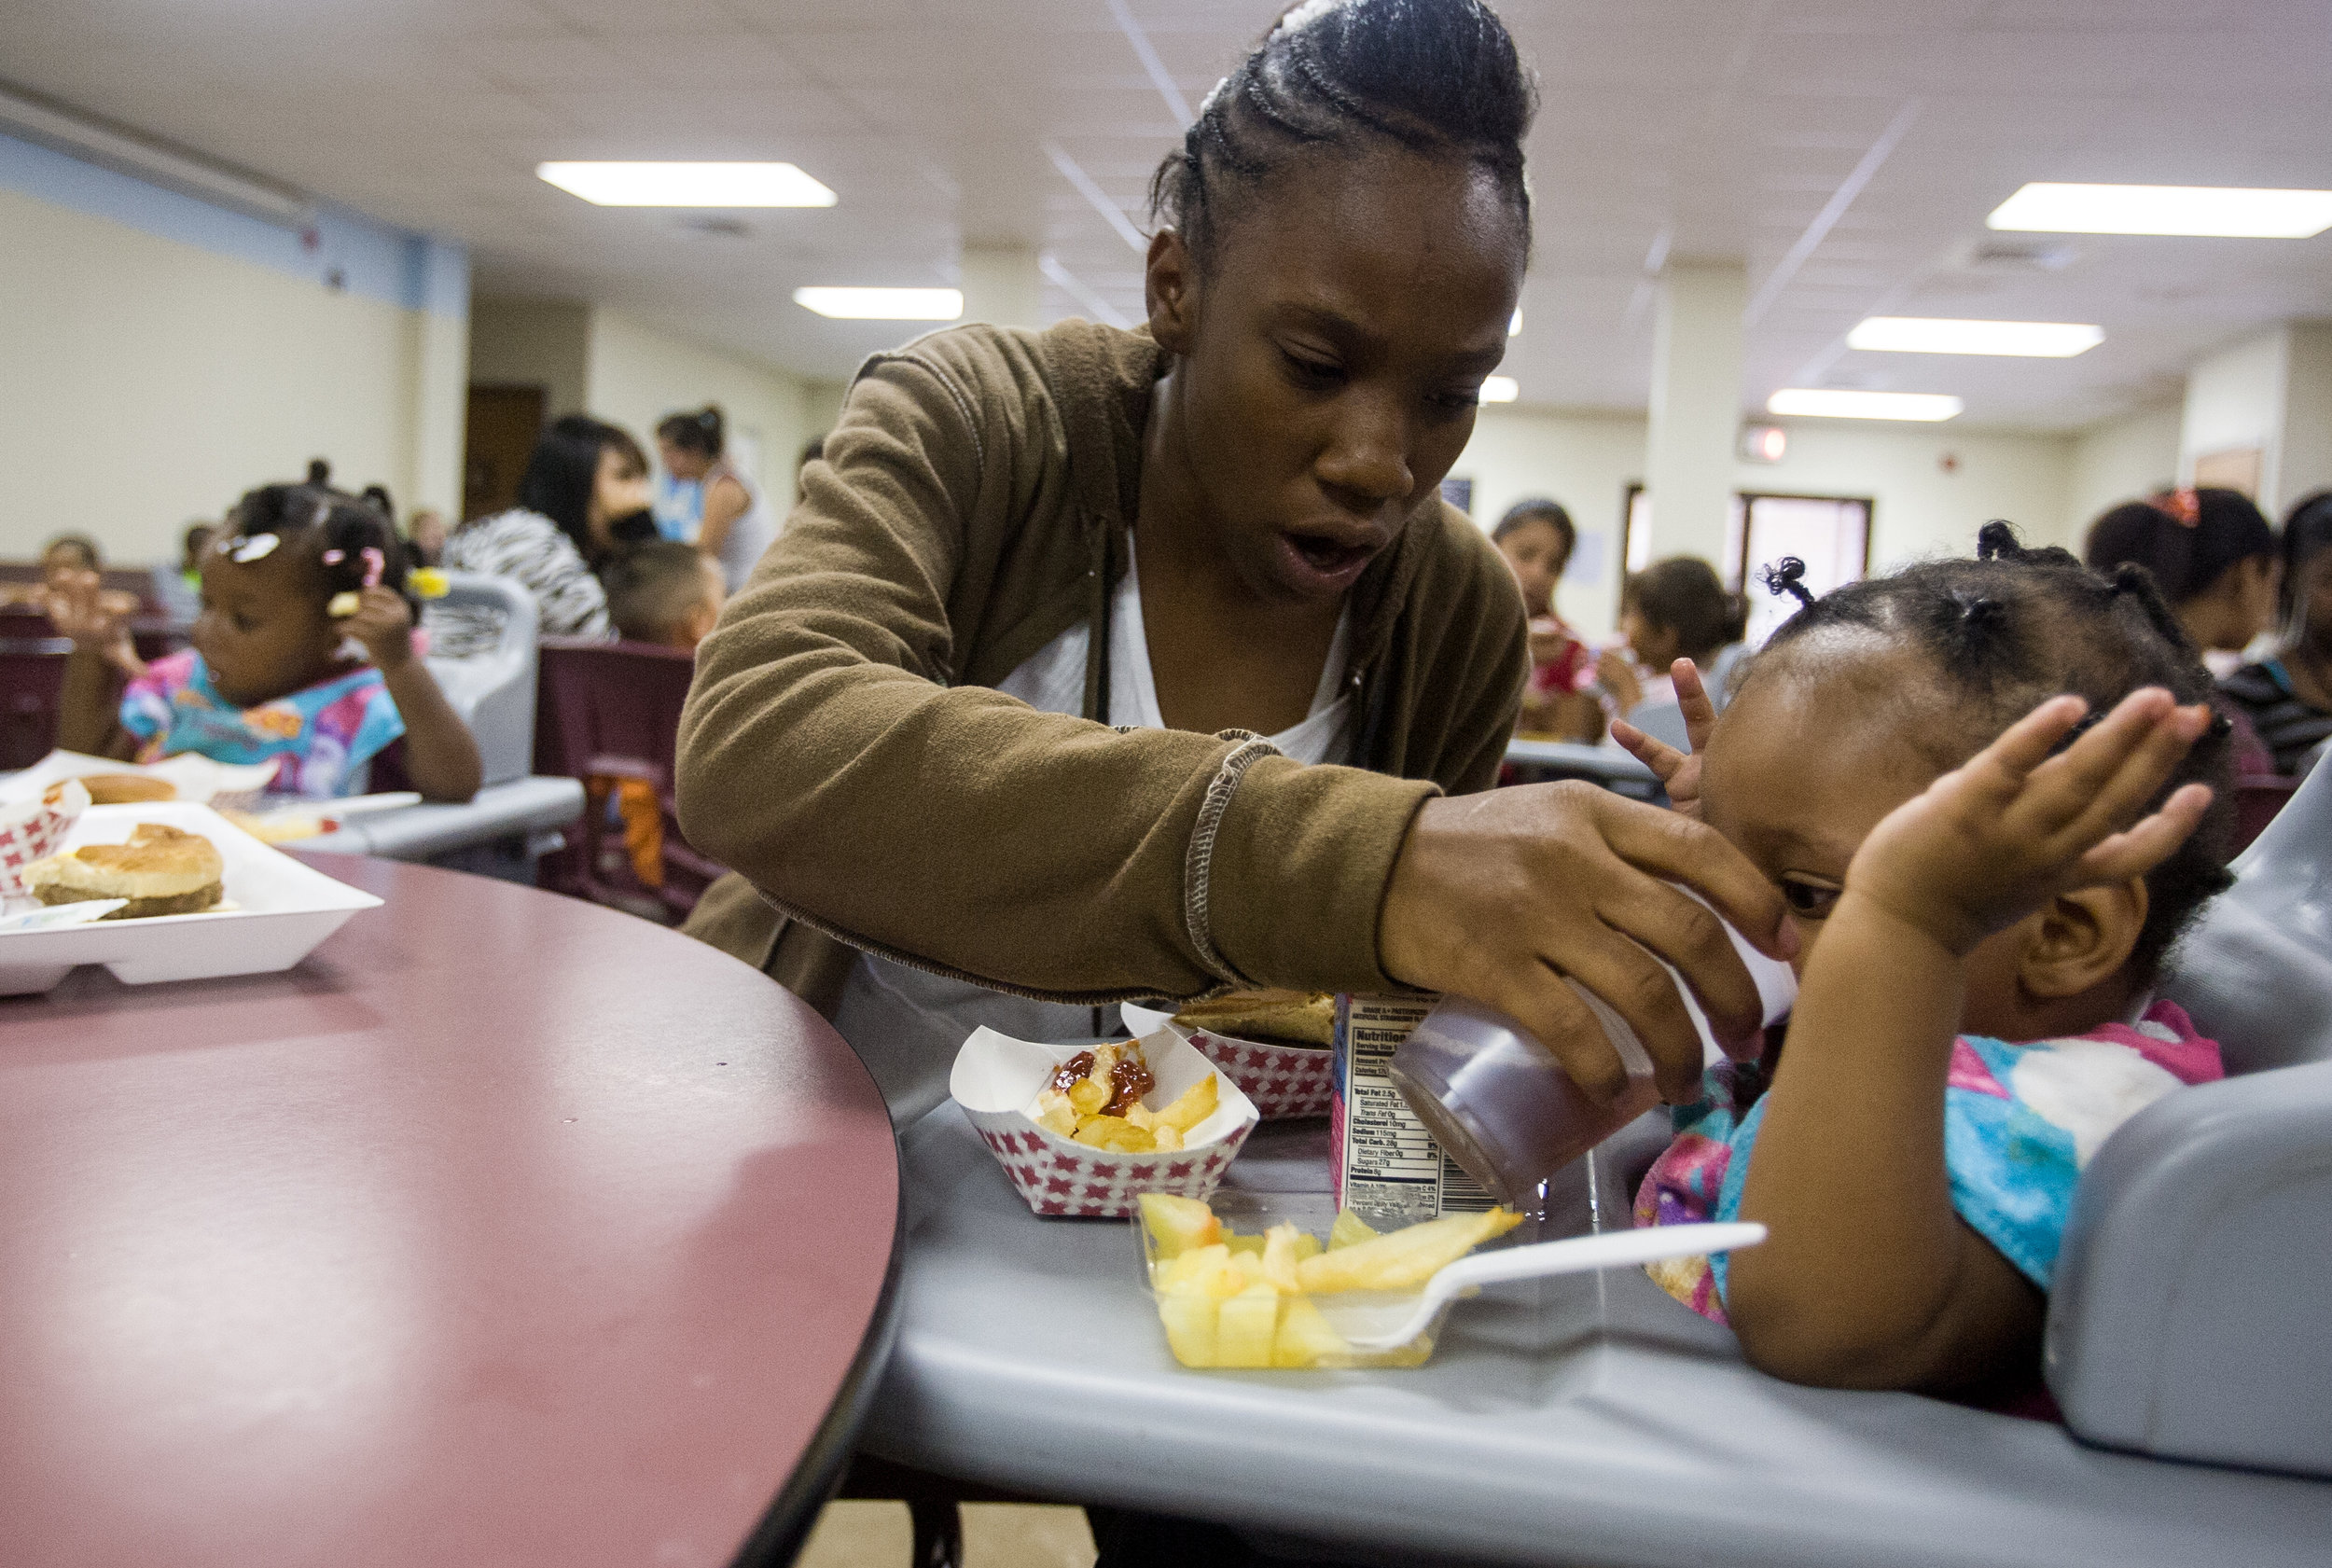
120,649,404,799
1634,1000,2225,1323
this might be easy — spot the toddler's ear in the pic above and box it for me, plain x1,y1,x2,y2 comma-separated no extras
2020,881,2149,1000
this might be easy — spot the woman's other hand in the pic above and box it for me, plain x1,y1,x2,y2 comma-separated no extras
1380,779,1795,1105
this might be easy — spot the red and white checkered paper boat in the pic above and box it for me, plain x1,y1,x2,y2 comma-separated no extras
951,1025,1259,1218
0,778,85,896
1122,1003,1334,1119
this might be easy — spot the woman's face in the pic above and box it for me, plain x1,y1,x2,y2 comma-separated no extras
586,443,652,548
1146,146,1523,604
658,439,710,482
1497,519,1571,620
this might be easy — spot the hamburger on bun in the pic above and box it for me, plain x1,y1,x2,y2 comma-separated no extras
21,823,224,919
45,774,175,806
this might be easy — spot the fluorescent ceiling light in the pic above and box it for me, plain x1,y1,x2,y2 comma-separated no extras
1848,317,2103,356
1479,376,1520,403
536,161,836,207
1987,182,2332,239
1769,389,1963,422
0,80,308,227
793,286,963,321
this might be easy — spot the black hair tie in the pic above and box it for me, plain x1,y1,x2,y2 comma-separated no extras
1760,556,1815,608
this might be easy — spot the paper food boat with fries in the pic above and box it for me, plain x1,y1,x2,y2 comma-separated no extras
950,1025,1259,1218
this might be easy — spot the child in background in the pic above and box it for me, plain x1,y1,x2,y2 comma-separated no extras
1599,556,1746,720
1620,524,2231,1404
41,534,102,576
590,541,725,895
53,479,480,802
1492,499,1603,742
604,541,726,650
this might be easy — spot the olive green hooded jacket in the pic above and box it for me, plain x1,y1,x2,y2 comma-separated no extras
676,319,1528,1013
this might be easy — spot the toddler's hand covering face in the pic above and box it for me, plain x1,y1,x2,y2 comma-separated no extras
1844,688,2215,958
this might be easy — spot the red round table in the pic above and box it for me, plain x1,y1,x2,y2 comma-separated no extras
0,857,898,1568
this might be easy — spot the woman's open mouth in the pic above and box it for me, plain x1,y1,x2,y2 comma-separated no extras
1277,529,1381,593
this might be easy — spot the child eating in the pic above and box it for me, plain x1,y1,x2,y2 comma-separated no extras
55,479,480,802
1620,523,2232,1402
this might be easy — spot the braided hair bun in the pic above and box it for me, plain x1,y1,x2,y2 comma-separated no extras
1149,0,1537,269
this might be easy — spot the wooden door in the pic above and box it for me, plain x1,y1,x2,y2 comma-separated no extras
464,384,547,521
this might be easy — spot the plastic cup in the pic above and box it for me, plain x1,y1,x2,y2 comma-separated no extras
1389,923,1797,1212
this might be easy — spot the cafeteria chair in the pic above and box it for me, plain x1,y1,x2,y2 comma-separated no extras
2231,773,2299,853
533,636,725,921
301,572,582,876
2067,752,2332,1477
0,637,67,771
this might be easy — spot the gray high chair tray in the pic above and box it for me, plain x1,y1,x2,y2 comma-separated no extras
862,1107,2332,1568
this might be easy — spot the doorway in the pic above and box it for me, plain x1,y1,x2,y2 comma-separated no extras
464,384,547,521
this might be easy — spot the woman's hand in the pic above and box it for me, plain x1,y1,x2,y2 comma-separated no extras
338,587,417,673
1848,688,2214,957
1595,646,1643,715
43,569,142,678
1380,781,1796,1104
1610,659,1717,817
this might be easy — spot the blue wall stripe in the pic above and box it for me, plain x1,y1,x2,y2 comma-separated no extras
0,127,465,317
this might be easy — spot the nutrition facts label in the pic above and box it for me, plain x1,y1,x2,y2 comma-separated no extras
1333,995,1495,1222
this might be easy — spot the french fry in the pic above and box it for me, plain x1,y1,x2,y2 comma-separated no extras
1151,1124,1184,1152
1154,1073,1217,1132
1068,1076,1110,1117
1328,1210,1379,1251
1034,1089,1078,1137
1071,1115,1152,1153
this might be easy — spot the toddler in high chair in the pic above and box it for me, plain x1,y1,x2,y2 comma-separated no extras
54,479,480,802
1618,523,2234,1404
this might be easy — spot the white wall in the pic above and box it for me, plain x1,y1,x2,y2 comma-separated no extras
586,308,812,502
2067,398,2183,540
466,299,817,505
0,185,452,564
1449,406,2075,638
468,298,590,422
2180,328,2285,501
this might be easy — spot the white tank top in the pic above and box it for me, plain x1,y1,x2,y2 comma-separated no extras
704,458,779,592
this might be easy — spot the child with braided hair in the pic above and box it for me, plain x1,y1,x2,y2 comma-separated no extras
55,477,480,801
1619,522,2234,1403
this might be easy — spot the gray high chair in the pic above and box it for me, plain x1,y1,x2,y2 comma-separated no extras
2052,756,2332,1478
303,572,582,870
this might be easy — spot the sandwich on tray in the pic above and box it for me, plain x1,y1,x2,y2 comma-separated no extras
21,823,225,919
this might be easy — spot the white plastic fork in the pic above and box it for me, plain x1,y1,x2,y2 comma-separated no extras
1333,1221,1768,1351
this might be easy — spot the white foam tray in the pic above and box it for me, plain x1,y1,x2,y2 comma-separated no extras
0,803,382,996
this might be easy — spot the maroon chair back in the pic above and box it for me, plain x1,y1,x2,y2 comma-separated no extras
0,648,67,770
533,638,724,919
2232,775,2301,856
